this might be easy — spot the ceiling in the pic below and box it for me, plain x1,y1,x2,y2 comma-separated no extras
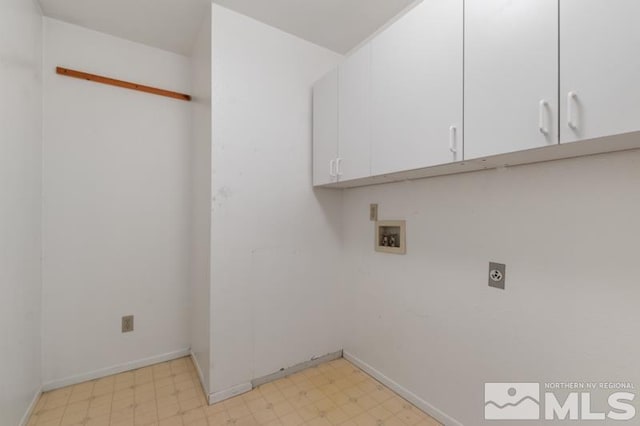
212,0,416,54
38,0,417,56
38,0,211,56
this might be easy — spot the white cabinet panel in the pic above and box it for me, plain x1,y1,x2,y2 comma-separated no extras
371,0,463,174
338,43,372,181
465,0,558,159
560,0,640,143
313,68,339,186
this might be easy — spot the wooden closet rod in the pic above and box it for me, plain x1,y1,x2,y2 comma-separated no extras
56,67,191,102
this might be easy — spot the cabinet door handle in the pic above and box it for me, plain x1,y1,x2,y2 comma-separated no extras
329,159,336,178
567,91,578,130
449,126,457,154
539,100,549,135
336,158,343,176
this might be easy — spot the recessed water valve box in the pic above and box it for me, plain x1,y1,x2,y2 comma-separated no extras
375,220,406,254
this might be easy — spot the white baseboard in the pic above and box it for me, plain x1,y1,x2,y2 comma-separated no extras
42,348,190,392
209,382,252,405
252,350,343,388
343,351,463,426
19,386,42,426
206,350,343,406
190,350,210,396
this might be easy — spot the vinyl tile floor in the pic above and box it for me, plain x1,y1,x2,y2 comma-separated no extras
27,357,442,426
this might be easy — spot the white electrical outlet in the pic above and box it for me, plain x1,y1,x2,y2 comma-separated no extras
488,262,506,290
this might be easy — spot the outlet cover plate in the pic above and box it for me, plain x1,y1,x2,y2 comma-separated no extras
488,262,506,290
122,315,134,333
370,204,378,221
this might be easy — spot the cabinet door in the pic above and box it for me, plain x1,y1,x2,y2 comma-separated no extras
560,0,640,143
313,68,339,186
465,0,558,159
338,43,372,181
371,0,463,175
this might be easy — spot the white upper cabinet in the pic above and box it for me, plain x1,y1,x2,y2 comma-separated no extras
464,0,559,159
560,0,640,143
338,43,372,181
313,68,339,186
371,0,463,175
311,0,640,188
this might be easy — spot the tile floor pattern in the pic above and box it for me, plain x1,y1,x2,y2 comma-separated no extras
27,357,442,426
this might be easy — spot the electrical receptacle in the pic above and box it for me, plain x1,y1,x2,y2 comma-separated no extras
488,262,506,290
122,315,134,333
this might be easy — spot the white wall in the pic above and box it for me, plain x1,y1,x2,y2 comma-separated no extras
342,149,640,425
189,5,213,394
42,18,192,387
210,5,344,395
0,0,43,423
